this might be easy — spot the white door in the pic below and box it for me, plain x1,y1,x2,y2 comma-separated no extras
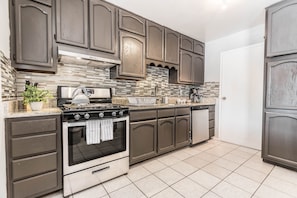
219,43,264,149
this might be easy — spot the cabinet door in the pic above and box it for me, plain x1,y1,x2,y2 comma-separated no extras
130,120,157,164
180,35,193,52
193,40,204,55
119,9,145,36
158,117,175,154
56,0,88,48
192,54,204,84
263,111,297,168
179,50,192,83
266,0,297,57
14,0,53,68
146,21,164,61
175,115,190,148
119,31,146,78
164,28,179,65
266,58,297,110
89,0,116,53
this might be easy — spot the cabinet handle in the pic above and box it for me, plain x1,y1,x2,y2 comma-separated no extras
221,97,227,100
92,166,110,174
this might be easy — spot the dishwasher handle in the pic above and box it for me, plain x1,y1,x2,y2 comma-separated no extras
191,106,208,110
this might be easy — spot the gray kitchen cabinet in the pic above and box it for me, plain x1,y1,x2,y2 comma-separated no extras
158,109,175,154
165,28,180,65
180,35,194,52
266,0,297,57
5,115,62,198
263,111,297,169
56,0,88,48
175,107,190,149
119,9,145,36
89,0,116,53
146,21,165,62
110,31,146,80
193,40,205,55
209,105,215,137
11,0,57,73
179,50,193,83
192,54,204,84
265,57,297,110
130,119,157,165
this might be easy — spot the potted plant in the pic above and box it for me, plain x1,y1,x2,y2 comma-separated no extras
22,82,52,111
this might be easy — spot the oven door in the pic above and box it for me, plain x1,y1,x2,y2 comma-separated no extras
63,116,129,175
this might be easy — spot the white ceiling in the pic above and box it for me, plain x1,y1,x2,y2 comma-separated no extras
106,0,281,42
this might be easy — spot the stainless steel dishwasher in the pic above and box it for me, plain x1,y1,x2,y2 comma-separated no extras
191,106,209,145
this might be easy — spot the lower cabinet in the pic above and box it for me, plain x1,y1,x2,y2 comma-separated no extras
5,115,62,198
263,111,297,169
130,119,157,165
175,115,190,148
209,105,215,137
158,117,175,154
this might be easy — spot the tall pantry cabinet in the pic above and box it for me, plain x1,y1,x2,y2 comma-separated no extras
262,0,297,170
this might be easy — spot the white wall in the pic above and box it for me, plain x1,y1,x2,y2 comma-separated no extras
205,24,265,82
0,0,9,197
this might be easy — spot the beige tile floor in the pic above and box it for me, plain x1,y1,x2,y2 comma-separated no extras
43,139,297,198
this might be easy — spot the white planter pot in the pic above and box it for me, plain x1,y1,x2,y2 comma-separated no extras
30,102,43,111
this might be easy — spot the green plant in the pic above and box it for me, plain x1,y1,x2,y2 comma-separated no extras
22,84,52,105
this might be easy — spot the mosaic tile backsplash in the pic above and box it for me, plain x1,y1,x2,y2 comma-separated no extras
1,55,220,101
1,51,17,101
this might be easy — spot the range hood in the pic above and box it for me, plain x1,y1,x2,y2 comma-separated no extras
58,49,121,68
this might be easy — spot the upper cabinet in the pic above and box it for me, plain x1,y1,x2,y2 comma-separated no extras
266,0,297,57
56,0,88,48
146,21,164,62
119,9,145,36
193,40,205,55
11,0,57,73
180,35,194,52
192,54,204,84
164,29,180,65
56,0,118,58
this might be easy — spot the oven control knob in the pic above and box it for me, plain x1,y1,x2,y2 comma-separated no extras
119,111,124,116
84,113,90,120
74,114,81,121
112,111,117,117
99,112,104,118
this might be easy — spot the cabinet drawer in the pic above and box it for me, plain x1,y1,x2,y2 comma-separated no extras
209,112,215,120
10,117,57,136
13,153,57,180
158,108,175,118
13,171,58,198
175,107,190,116
209,120,215,128
119,9,145,36
130,110,157,121
12,133,56,158
209,105,215,112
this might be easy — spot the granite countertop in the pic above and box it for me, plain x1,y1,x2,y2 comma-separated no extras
5,108,62,118
127,101,216,111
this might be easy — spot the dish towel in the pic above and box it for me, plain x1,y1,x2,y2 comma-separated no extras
86,120,101,145
101,119,113,141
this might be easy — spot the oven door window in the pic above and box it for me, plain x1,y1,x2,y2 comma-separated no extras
68,120,126,166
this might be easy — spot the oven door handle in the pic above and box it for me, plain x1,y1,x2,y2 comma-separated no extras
66,122,86,127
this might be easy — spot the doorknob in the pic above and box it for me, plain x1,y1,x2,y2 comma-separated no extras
222,97,227,100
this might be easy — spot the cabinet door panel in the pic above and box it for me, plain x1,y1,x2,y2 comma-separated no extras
146,21,164,61
119,9,145,36
119,31,146,78
15,0,52,67
175,115,190,148
263,112,297,167
180,35,193,52
56,0,88,47
267,1,297,57
266,58,297,109
158,118,175,154
179,50,192,83
192,54,204,84
193,40,204,55
130,120,157,164
165,28,179,65
90,0,116,53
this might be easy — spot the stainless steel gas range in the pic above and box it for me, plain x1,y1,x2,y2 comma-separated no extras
57,86,129,197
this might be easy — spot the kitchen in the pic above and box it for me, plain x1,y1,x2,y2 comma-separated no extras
1,1,296,197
